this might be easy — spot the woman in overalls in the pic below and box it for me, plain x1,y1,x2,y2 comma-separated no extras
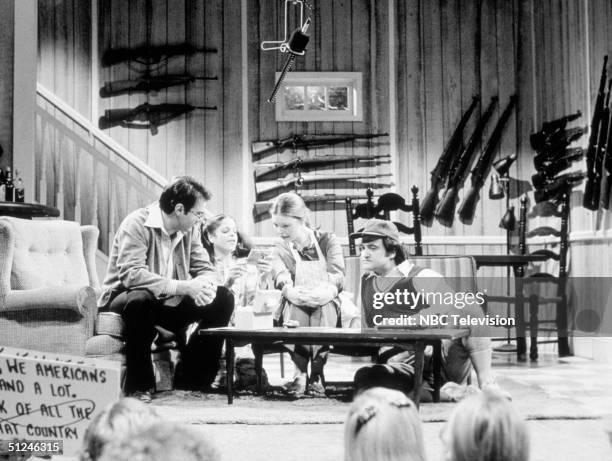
261,192,345,396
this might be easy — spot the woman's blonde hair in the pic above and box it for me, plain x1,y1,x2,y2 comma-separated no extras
79,398,160,461
344,387,425,461
269,192,311,225
98,421,219,461
445,391,529,461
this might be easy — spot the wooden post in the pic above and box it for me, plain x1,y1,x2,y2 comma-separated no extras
13,0,37,203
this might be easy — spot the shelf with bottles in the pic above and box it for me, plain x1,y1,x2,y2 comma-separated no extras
0,167,25,203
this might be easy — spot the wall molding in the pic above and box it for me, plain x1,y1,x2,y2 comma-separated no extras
250,234,508,246
567,229,612,243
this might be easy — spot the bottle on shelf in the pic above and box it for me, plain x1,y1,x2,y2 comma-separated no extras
15,170,24,203
5,166,14,202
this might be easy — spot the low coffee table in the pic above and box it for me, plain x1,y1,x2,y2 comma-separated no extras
198,326,469,406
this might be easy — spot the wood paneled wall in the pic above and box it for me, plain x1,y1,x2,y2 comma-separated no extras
249,0,393,237
0,0,14,170
38,0,91,118
396,0,611,238
35,0,612,242
97,0,244,219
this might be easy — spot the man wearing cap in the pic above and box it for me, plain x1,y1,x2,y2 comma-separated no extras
97,176,234,401
350,219,507,400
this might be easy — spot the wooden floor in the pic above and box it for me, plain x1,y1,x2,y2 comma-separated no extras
236,347,612,461
263,346,612,412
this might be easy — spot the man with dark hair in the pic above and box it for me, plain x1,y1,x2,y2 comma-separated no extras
98,176,234,401
158,178,211,214
351,219,508,400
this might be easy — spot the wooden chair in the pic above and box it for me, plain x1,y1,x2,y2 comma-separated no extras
346,186,423,256
514,194,571,360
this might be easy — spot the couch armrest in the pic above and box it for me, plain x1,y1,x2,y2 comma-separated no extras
2,286,97,316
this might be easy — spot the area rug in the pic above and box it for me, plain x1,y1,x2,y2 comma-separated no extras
151,375,603,425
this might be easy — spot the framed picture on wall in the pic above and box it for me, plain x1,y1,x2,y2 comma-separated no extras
274,72,363,122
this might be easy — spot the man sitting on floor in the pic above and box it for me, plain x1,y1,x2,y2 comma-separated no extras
351,219,508,400
97,176,234,401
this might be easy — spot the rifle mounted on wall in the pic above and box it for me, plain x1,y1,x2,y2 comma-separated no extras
434,96,498,226
99,103,217,135
253,193,365,217
420,96,480,224
583,55,608,210
586,79,612,210
102,43,218,67
529,110,582,150
100,74,218,98
531,149,584,188
601,108,612,209
530,125,587,153
255,172,392,196
533,146,584,171
254,154,389,180
251,133,389,156
458,95,517,224
534,172,585,203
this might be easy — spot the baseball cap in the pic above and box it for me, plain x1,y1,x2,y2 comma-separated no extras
350,219,400,242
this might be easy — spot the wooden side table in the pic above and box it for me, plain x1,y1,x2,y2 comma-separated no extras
0,202,60,219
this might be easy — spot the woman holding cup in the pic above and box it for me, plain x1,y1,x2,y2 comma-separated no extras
201,214,253,303
201,214,255,388
259,192,345,396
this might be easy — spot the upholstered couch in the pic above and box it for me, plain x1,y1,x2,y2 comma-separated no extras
0,217,99,355
0,216,177,391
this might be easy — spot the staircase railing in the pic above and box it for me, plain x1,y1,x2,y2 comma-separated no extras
35,83,167,254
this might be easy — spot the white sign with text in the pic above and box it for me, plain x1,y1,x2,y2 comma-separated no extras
0,346,121,456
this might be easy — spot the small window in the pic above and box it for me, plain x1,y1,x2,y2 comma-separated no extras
275,72,363,121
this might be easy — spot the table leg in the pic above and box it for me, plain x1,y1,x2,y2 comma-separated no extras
515,277,527,361
432,340,442,403
227,339,235,405
412,341,425,409
253,344,263,395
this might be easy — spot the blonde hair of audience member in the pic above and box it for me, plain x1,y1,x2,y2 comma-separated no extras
344,387,426,461
443,390,529,461
98,421,220,461
79,397,160,461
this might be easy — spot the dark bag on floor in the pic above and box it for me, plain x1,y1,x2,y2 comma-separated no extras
235,357,269,391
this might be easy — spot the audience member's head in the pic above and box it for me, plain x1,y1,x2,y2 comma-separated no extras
344,387,425,461
442,390,529,461
79,398,160,461
98,421,220,461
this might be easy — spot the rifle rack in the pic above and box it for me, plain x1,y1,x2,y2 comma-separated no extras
250,132,393,222
99,2,218,132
